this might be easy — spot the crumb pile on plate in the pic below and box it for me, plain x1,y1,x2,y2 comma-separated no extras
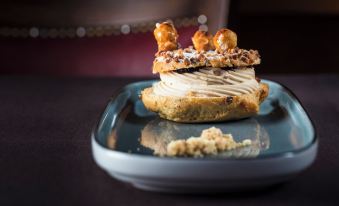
141,21,269,122
140,118,270,157
166,127,252,157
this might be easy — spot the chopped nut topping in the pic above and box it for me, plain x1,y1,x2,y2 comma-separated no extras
154,46,260,71
183,58,190,66
240,56,249,63
174,56,180,63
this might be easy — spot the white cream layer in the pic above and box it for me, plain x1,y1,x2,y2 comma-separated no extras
153,67,259,97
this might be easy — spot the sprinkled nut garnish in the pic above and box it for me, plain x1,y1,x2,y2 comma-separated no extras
243,51,249,58
177,49,183,55
174,56,180,63
183,58,190,66
167,51,174,58
240,56,250,64
213,28,237,53
192,30,215,51
197,53,206,62
154,21,179,51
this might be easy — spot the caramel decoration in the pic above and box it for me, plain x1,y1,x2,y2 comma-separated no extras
192,30,215,51
213,28,237,52
154,22,179,51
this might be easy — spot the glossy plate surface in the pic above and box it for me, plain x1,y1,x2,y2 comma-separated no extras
92,80,317,193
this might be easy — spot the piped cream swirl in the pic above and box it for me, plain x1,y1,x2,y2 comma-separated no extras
153,67,259,97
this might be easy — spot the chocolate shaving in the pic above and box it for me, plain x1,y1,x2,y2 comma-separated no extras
220,66,235,71
213,70,221,76
226,96,233,104
175,67,201,74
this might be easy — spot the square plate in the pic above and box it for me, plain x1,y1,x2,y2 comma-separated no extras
92,80,317,193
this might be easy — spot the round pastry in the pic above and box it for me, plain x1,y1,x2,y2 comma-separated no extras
141,22,269,123
153,21,179,51
213,28,237,52
191,30,215,51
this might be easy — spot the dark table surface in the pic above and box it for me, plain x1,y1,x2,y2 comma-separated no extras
1,74,339,206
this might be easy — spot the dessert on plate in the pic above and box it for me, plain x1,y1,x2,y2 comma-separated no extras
141,21,269,122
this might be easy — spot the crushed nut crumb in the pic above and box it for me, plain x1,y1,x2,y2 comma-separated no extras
166,127,252,157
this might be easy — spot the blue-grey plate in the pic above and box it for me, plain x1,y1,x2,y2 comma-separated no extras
91,80,317,193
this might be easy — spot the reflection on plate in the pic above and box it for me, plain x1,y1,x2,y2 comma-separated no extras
140,117,270,158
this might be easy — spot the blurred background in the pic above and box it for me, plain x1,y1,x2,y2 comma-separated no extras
0,0,338,77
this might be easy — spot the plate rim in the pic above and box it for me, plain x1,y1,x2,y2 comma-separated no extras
91,79,318,162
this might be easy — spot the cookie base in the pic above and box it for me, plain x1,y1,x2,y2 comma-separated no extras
140,83,269,123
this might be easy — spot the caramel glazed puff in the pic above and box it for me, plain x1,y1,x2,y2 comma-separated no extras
141,21,269,123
